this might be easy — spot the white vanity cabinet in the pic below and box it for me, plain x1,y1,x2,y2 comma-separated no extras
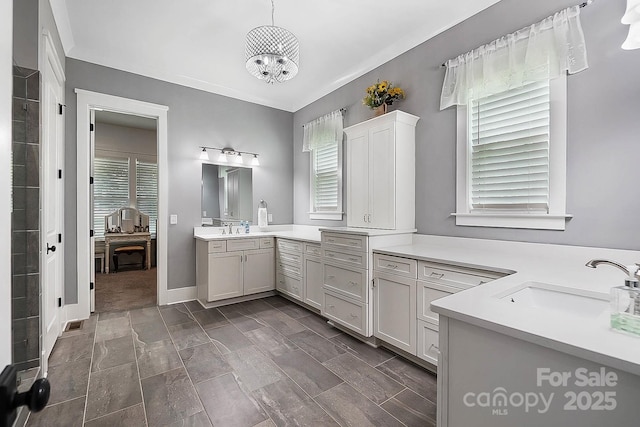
344,111,419,230
303,242,323,310
372,251,506,368
275,238,304,301
196,237,275,303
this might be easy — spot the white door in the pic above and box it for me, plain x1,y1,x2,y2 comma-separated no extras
208,252,243,301
42,46,65,373
369,125,395,229
346,132,369,228
89,109,96,312
243,249,275,295
373,272,416,354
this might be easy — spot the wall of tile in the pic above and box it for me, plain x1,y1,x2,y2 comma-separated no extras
12,65,41,372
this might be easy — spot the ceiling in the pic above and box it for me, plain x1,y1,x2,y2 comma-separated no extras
50,0,502,112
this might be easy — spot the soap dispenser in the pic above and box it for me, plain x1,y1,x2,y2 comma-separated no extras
586,259,640,336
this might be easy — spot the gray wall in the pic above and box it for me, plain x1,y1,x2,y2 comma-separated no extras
65,59,294,300
13,0,38,70
293,0,640,251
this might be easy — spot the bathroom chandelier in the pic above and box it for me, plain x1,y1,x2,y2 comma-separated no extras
245,0,299,83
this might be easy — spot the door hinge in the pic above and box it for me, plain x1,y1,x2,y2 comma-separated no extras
90,123,94,132
90,282,94,290
57,297,62,307
372,279,376,288
90,176,94,185
57,233,62,243
90,229,94,237
58,169,62,179
58,103,65,115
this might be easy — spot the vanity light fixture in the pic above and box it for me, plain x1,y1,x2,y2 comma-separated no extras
622,0,640,50
245,0,299,84
199,146,260,166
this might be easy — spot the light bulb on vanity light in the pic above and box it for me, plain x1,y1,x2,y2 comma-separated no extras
199,147,209,161
622,0,640,50
217,150,227,162
251,154,260,166
235,153,244,164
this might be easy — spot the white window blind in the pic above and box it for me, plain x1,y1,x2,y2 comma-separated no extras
312,142,339,211
94,157,129,238
136,160,158,235
470,80,550,212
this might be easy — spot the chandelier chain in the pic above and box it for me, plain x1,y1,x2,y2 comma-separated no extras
271,0,275,26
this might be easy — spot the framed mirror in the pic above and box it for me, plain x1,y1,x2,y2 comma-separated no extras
202,164,253,226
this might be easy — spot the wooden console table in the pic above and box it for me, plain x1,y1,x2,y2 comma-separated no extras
104,232,151,274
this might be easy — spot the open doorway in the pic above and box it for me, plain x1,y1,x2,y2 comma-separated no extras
92,111,158,313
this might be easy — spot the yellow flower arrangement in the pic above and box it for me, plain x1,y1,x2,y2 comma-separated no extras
363,80,405,109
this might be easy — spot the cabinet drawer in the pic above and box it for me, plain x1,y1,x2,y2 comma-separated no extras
323,249,367,268
323,263,367,302
417,320,439,366
373,253,417,278
418,261,501,289
304,242,322,257
259,238,274,249
276,271,303,300
322,232,367,252
323,291,366,336
276,238,303,254
276,249,302,267
277,261,302,277
417,281,460,325
207,240,227,253
227,238,259,251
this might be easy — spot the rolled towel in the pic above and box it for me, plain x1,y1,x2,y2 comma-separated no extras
258,207,268,228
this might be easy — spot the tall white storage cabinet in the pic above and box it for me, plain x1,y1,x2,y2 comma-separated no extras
344,111,419,230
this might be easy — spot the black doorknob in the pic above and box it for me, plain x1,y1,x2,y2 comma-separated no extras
0,365,50,427
13,378,50,413
46,243,56,254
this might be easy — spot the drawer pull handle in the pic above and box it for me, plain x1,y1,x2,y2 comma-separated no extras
328,239,336,243
327,275,336,280
429,344,441,354
348,281,358,287
479,280,487,285
386,264,398,269
429,272,445,279
349,258,359,262
328,304,335,309
328,253,335,257
349,242,359,246
349,313,358,318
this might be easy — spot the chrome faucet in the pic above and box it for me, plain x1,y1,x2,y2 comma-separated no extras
228,222,233,235
585,259,640,286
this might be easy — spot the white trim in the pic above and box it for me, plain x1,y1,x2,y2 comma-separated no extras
165,286,197,305
0,0,12,367
308,212,344,221
76,90,169,321
454,75,569,230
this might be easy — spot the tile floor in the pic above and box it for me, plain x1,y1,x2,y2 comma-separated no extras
26,296,437,426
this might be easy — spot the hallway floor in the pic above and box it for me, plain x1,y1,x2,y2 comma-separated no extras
26,296,437,426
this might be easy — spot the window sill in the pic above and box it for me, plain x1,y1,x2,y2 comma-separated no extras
452,213,572,230
309,212,343,221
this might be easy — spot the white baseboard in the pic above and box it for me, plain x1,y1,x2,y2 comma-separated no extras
164,285,197,306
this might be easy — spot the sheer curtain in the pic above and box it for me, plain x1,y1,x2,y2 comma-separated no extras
440,5,588,110
302,109,343,152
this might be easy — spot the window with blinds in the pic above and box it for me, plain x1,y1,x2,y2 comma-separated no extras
136,160,158,235
469,80,550,212
311,142,339,212
93,157,129,238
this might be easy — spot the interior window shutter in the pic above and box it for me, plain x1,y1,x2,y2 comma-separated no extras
313,142,339,211
470,80,550,212
94,157,129,238
136,160,158,235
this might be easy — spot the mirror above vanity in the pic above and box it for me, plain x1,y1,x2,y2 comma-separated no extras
201,163,253,226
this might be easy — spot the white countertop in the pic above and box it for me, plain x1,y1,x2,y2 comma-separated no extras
194,224,323,243
374,235,640,376
319,226,417,237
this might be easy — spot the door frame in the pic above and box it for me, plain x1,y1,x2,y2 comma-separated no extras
72,90,168,321
0,0,13,367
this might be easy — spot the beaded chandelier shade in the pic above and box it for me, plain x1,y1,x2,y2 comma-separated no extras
245,0,299,83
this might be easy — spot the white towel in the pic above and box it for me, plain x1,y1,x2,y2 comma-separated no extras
258,207,268,228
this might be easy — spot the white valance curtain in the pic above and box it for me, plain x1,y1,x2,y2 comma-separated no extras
440,5,588,110
302,109,343,152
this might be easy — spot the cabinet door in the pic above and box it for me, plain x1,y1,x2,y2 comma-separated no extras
208,251,243,301
346,132,369,228
304,256,323,310
244,248,275,295
373,272,416,354
369,124,395,229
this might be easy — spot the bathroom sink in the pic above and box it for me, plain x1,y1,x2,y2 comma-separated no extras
500,282,609,318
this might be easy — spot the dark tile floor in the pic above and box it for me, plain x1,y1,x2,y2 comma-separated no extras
26,296,437,427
